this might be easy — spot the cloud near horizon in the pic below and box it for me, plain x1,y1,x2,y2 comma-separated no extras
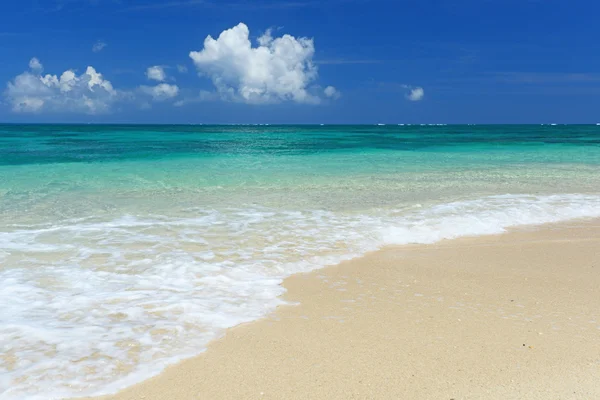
189,23,338,104
140,65,179,102
5,58,120,114
138,83,180,100
324,85,340,99
4,59,182,114
405,86,424,101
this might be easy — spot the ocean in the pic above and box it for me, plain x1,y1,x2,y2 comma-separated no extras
1,124,600,399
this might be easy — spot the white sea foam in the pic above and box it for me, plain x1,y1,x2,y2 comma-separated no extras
1,194,600,399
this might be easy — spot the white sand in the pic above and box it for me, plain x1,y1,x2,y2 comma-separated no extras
95,221,600,400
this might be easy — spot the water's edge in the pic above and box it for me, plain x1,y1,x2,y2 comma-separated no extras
69,211,600,400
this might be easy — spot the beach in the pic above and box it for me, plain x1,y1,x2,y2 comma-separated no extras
2,124,600,399
3,0,600,395
95,220,600,400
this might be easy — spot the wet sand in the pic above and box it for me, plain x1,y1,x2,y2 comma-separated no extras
96,220,600,400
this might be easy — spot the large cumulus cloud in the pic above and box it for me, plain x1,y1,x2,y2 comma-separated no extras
189,23,337,104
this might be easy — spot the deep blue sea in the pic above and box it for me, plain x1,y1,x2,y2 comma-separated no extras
2,124,600,399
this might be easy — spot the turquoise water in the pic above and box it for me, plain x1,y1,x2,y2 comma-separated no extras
1,124,600,399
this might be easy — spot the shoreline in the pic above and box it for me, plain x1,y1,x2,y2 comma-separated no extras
89,219,600,399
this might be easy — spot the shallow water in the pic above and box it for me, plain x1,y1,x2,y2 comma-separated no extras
1,124,600,399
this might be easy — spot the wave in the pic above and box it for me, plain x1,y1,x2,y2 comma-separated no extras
1,194,600,399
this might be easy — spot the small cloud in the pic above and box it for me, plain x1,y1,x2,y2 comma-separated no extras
405,86,424,101
92,40,107,53
324,85,341,99
139,83,179,100
176,64,188,73
146,65,166,82
29,57,43,72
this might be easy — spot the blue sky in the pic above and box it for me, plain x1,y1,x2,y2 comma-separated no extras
1,0,599,124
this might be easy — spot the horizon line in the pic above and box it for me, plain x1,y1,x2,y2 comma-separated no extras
1,123,600,126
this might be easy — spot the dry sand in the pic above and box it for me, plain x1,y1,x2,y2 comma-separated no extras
96,221,600,400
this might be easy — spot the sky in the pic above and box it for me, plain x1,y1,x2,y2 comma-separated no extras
1,0,599,124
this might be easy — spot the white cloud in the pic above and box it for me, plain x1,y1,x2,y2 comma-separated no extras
5,58,120,114
406,87,424,101
139,83,179,100
92,40,107,53
189,23,329,104
29,57,43,72
324,85,340,99
176,64,188,73
140,67,179,101
257,28,273,46
146,65,166,82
